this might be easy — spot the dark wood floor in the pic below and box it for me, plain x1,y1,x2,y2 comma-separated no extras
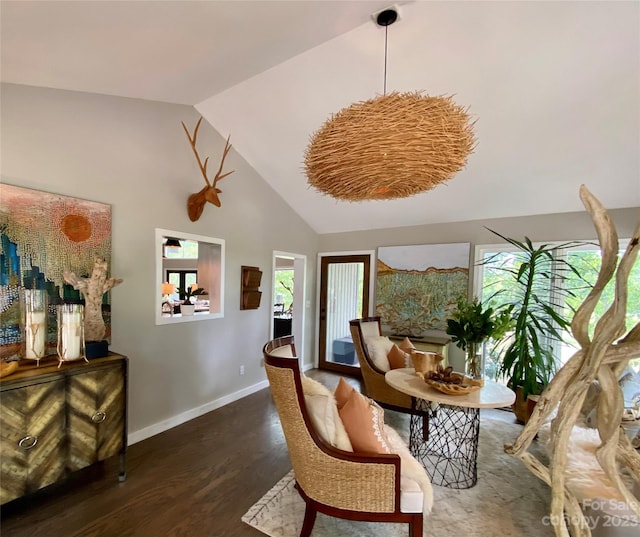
0,369,367,537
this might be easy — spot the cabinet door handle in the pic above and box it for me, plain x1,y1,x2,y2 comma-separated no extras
91,411,107,423
18,435,38,450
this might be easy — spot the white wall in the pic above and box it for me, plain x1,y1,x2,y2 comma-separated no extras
1,83,319,442
3,83,637,441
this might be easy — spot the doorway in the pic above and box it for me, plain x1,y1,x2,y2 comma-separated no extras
318,252,374,375
272,252,306,360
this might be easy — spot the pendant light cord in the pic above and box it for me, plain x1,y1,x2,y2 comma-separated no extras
383,24,388,95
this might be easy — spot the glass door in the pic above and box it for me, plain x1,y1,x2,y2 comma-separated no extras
318,254,371,374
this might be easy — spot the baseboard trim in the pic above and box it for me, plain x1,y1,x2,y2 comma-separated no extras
128,379,270,445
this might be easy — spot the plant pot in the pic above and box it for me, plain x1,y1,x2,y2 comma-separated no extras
512,387,544,424
526,394,540,423
513,386,529,424
180,304,195,316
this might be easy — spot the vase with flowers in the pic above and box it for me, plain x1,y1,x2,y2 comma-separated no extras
446,295,513,380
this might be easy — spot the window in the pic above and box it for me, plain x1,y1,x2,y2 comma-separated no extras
164,239,198,259
475,239,639,383
156,228,225,324
166,270,197,302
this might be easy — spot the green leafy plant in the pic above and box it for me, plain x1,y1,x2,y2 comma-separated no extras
483,229,589,402
178,285,206,304
446,295,513,377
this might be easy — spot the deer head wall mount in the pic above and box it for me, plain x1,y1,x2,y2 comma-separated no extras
181,116,234,222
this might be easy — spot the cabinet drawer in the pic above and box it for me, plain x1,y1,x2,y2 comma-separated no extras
0,379,66,504
67,364,125,472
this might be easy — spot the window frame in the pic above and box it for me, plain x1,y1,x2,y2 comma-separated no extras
473,237,635,376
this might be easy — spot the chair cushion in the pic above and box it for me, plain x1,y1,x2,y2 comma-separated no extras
399,475,424,513
387,344,410,369
334,378,390,454
360,320,381,338
364,335,394,372
385,424,434,514
269,344,295,358
300,376,353,452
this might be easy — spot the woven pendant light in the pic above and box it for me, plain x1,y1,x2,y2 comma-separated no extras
304,8,476,202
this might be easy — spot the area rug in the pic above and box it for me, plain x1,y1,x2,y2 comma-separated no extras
242,416,554,537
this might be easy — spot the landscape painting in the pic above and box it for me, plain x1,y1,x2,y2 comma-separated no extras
376,243,470,335
0,184,112,359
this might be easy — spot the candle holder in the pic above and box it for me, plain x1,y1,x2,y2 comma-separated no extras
56,303,88,367
21,289,48,366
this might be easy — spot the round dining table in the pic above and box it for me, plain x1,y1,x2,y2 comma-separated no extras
385,368,515,489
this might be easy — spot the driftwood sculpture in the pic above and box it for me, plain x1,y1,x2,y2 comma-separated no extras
505,185,640,536
182,116,234,221
63,258,123,342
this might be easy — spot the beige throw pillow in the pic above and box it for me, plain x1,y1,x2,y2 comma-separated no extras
364,335,394,372
301,375,353,451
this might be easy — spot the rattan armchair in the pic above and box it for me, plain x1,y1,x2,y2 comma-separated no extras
349,317,414,413
263,336,424,537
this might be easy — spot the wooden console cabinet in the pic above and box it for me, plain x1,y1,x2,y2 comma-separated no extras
0,353,128,504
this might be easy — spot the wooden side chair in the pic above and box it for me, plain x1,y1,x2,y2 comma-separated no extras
349,317,414,413
263,335,424,537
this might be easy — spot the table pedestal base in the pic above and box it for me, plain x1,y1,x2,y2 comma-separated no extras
409,398,480,489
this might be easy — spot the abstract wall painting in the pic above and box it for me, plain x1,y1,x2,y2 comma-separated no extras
376,243,470,335
0,184,112,359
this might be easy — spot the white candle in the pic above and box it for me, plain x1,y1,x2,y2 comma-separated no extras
61,311,82,359
25,311,46,358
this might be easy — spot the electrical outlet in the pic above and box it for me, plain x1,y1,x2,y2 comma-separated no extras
239,365,245,376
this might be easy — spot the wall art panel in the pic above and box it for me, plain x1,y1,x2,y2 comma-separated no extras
0,184,112,359
376,242,470,336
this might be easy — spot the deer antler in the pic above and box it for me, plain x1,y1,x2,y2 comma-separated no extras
181,116,235,221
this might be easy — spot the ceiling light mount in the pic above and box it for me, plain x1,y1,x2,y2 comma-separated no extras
372,5,401,27
375,7,398,27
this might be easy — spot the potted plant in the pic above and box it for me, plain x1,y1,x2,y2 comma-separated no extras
483,229,588,422
177,284,207,315
446,295,513,380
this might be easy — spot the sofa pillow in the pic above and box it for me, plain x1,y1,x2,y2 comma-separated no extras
364,335,394,372
337,387,390,454
387,344,410,369
399,337,416,353
301,375,353,452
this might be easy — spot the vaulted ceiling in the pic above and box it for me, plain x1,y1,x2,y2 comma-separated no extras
2,1,638,233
